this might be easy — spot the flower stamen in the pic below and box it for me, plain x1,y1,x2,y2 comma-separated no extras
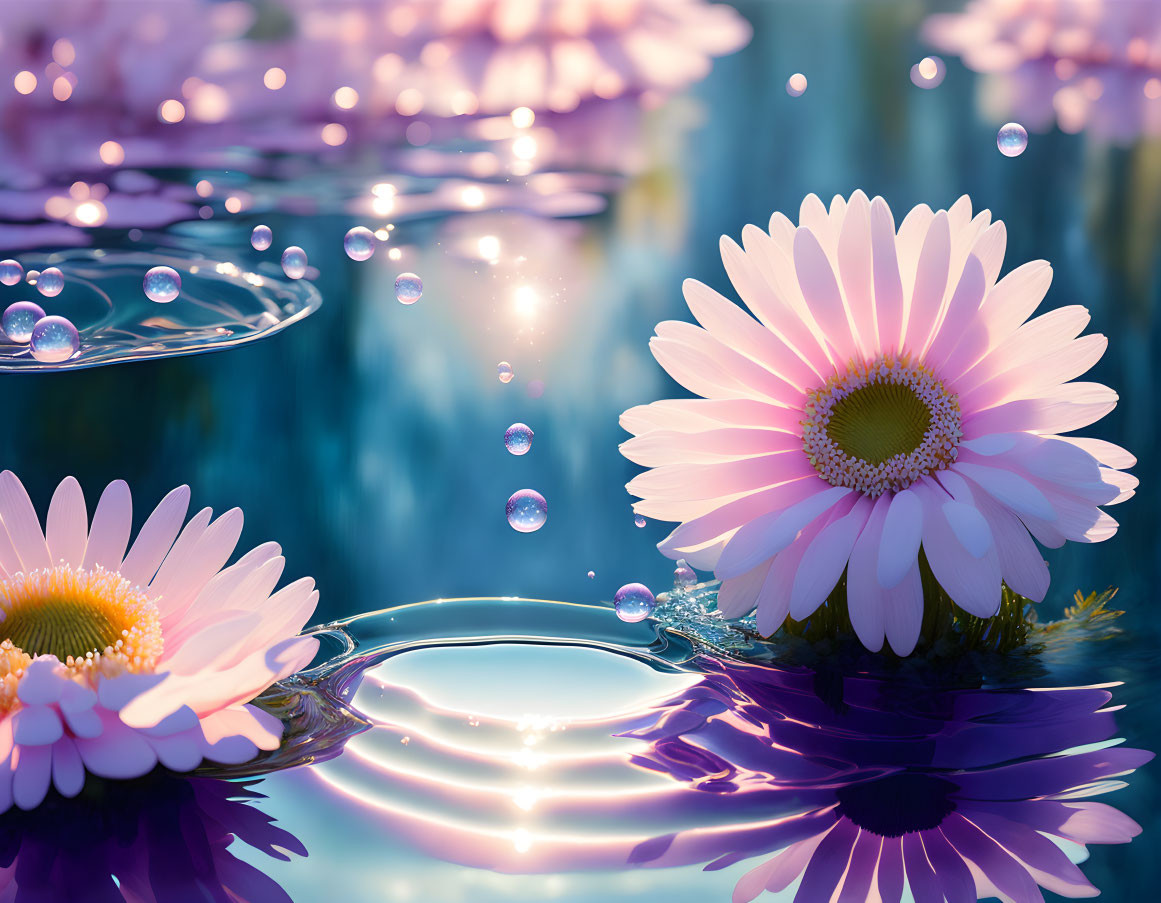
802,355,961,496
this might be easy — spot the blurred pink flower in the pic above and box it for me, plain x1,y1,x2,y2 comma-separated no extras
621,192,1136,654
0,472,319,812
924,0,1161,142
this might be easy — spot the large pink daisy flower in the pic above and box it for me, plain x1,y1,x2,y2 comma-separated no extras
924,0,1161,142
0,472,319,811
621,192,1136,654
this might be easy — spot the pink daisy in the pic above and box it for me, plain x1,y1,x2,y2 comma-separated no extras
620,192,1136,654
0,472,319,812
924,0,1161,142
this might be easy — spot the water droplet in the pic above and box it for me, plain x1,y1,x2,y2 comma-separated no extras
29,315,80,363
36,267,64,297
251,224,273,250
0,260,23,286
506,489,547,533
614,583,656,623
395,272,423,304
24,270,40,285
281,246,308,280
143,265,181,303
997,122,1028,157
2,301,45,343
344,226,376,261
587,570,596,580
504,422,534,456
786,73,808,97
497,361,514,383
674,559,697,588
634,514,646,528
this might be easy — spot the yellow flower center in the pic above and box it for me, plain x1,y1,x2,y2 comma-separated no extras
0,566,163,705
802,355,962,496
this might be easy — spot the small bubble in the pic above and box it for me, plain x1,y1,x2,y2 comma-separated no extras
497,361,514,383
143,265,181,303
29,315,80,363
36,267,64,297
400,736,410,745
587,570,595,580
634,514,646,528
504,422,534,455
614,583,656,623
281,246,308,280
394,272,423,304
24,270,40,285
506,489,547,533
251,224,273,250
2,301,46,343
674,559,697,588
997,122,1028,157
786,73,808,97
0,260,23,286
910,56,946,89
344,226,375,261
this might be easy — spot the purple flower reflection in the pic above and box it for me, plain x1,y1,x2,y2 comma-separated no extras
621,657,1151,902
0,771,303,902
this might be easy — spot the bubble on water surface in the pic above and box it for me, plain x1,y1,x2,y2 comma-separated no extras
2,301,46,343
394,272,422,304
282,246,308,280
251,225,273,250
497,361,514,383
143,265,181,303
506,489,547,533
0,260,23,286
614,583,656,623
504,423,534,456
29,315,80,362
997,122,1028,157
344,226,376,261
673,560,697,588
36,267,64,297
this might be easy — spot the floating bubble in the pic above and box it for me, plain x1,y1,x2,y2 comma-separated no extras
506,489,547,533
673,559,697,588
634,514,646,528
587,570,595,580
997,122,1028,157
2,301,46,343
29,315,80,362
504,422,534,456
251,224,273,251
786,73,808,97
143,265,181,303
24,270,40,286
395,272,423,304
910,56,946,89
281,246,308,280
614,583,656,623
344,226,376,261
0,260,23,286
497,361,514,383
36,267,64,297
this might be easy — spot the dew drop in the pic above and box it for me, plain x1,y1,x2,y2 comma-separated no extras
506,489,547,533
614,583,656,623
395,272,423,304
786,73,808,97
997,122,1028,157
504,422,534,455
29,315,80,362
251,224,273,251
36,267,64,297
2,301,45,343
634,514,646,528
0,259,23,286
497,361,514,383
344,226,376,261
281,246,308,280
143,265,181,303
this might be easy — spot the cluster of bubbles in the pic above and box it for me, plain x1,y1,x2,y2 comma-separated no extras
1,260,80,362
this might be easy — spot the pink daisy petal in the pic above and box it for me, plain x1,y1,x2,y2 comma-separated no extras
0,471,51,573
81,479,133,572
715,561,771,619
755,511,836,636
794,225,860,363
902,210,952,356
870,196,906,353
917,478,1002,618
11,743,52,811
44,476,88,568
50,738,84,798
789,496,871,620
118,484,192,587
877,488,924,589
